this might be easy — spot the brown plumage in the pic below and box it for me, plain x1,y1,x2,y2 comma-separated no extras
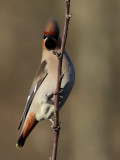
44,17,60,36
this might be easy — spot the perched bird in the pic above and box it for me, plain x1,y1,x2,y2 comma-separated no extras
16,17,75,148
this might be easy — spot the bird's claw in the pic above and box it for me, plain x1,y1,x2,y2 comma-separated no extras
52,50,62,59
49,118,54,128
53,124,61,131
47,91,60,100
49,119,61,131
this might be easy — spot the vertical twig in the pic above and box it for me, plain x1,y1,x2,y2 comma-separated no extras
51,1,72,160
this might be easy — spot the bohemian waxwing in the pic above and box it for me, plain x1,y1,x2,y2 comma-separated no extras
16,17,75,148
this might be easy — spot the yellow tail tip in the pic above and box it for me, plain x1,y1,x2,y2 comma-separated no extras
16,143,23,149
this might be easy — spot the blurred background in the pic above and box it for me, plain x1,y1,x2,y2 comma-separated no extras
0,0,120,160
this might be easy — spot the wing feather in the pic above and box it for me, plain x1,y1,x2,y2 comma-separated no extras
18,60,48,130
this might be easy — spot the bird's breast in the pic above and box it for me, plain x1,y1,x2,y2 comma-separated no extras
29,52,75,121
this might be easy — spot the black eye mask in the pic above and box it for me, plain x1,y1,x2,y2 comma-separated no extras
44,35,58,50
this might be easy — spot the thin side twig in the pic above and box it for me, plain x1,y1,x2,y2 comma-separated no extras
51,1,72,160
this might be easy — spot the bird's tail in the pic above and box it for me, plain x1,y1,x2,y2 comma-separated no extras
16,113,38,148
16,134,25,148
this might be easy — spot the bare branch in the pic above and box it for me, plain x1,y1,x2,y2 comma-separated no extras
51,0,72,160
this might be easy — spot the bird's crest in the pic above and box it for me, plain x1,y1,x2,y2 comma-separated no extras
44,17,60,36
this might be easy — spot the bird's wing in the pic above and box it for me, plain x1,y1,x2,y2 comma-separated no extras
18,60,48,130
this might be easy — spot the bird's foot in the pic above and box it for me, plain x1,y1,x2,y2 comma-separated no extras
46,91,61,100
49,118,54,128
52,50,62,59
49,118,61,131
53,124,61,131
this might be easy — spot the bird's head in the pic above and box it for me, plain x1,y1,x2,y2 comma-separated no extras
43,17,60,50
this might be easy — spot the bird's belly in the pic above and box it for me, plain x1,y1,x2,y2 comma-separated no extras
29,71,74,121
36,103,54,121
